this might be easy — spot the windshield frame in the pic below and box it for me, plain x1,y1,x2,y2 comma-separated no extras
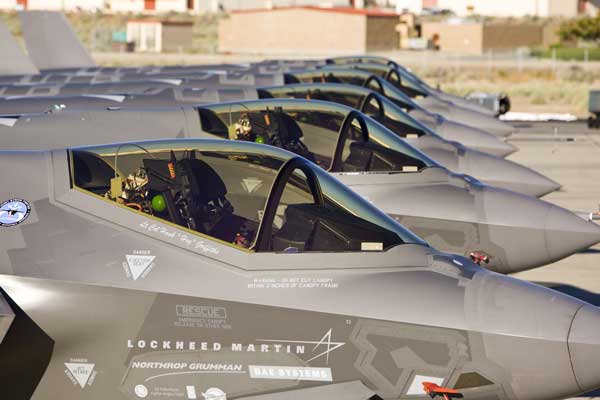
198,99,440,170
68,138,425,253
261,83,439,140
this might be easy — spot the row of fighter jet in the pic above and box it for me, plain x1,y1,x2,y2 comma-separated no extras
1,10,600,400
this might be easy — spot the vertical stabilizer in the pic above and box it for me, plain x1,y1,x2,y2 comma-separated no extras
0,17,39,76
19,11,96,70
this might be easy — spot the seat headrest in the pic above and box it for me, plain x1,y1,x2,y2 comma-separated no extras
73,150,114,191
179,158,227,203
276,112,304,143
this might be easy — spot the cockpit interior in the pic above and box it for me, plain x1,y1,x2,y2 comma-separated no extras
258,85,427,139
70,141,417,253
197,102,432,174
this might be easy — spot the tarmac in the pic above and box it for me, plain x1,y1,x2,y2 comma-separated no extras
505,120,600,399
509,121,600,288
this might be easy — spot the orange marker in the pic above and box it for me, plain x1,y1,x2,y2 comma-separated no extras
422,382,463,400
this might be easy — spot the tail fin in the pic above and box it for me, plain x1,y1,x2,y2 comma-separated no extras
0,17,39,76
19,11,96,71
0,286,54,399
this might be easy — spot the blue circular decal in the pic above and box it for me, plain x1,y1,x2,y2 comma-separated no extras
0,199,31,227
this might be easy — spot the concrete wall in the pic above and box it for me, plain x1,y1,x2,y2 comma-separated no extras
162,23,193,52
127,21,161,51
108,0,144,12
541,19,561,48
219,9,368,54
547,0,579,17
423,20,558,54
366,15,399,51
421,21,483,54
108,0,191,12
198,0,349,13
155,0,188,12
428,0,579,17
482,23,544,52
0,0,349,12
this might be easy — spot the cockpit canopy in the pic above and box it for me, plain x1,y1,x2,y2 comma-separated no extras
70,139,425,253
286,68,418,110
326,55,397,67
196,99,438,174
321,63,428,98
258,84,433,140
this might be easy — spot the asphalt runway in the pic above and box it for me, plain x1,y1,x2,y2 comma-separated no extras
504,120,600,399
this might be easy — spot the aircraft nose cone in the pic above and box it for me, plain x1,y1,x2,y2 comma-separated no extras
477,186,550,273
466,271,583,399
545,206,600,262
469,137,517,158
494,140,518,158
436,120,517,157
568,305,600,392
484,119,515,137
434,91,497,116
478,187,600,273
464,152,560,197
446,108,515,137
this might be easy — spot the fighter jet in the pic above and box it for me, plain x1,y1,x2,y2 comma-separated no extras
0,85,556,197
1,137,600,400
0,16,39,77
259,81,517,156
244,58,498,118
8,12,508,126
1,16,503,122
320,56,500,115
0,70,515,160
286,68,514,138
284,55,504,117
0,84,551,197
194,59,505,125
0,99,594,273
320,62,499,115
2,15,515,143
0,21,515,148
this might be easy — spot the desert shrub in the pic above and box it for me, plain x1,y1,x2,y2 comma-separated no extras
559,15,600,42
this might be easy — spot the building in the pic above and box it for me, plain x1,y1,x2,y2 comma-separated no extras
198,0,350,13
420,19,560,55
394,0,594,17
219,6,400,54
0,0,351,12
126,19,193,52
106,0,199,13
0,0,105,10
